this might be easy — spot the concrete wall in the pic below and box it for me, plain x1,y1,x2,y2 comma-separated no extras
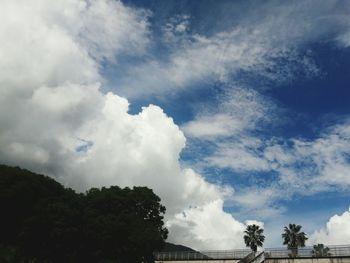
155,260,240,263
265,258,350,263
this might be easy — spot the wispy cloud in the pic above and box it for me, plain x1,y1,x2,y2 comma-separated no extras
185,113,350,218
117,27,319,97
182,87,271,139
112,0,350,97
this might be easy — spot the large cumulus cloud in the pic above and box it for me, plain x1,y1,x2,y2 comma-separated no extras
310,208,350,245
0,0,254,250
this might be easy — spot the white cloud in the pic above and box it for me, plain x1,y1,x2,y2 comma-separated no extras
78,0,150,61
181,86,283,217
205,121,350,217
231,188,279,212
109,0,350,101
0,0,251,250
182,86,275,175
163,14,190,42
182,87,270,139
114,0,350,97
182,83,350,218
182,114,240,138
166,199,263,250
310,208,350,245
207,141,270,172
118,27,292,97
0,0,151,115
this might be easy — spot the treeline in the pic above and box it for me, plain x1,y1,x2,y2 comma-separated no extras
0,165,168,263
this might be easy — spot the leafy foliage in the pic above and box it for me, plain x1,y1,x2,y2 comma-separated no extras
312,244,331,257
243,224,265,252
0,165,167,262
282,223,308,257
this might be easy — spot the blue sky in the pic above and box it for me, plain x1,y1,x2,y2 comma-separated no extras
1,0,350,249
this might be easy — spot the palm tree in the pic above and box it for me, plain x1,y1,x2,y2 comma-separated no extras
282,224,308,257
244,224,265,253
312,244,331,257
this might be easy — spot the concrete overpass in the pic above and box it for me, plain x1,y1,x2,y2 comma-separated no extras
154,245,350,263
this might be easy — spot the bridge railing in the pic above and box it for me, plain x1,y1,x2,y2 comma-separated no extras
154,249,251,261
264,244,350,258
155,244,350,261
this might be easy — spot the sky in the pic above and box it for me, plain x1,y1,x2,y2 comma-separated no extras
1,0,350,250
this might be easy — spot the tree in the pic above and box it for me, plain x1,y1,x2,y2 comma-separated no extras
244,224,265,252
83,186,168,263
282,224,308,257
19,189,84,262
312,244,331,257
0,165,66,247
0,165,168,263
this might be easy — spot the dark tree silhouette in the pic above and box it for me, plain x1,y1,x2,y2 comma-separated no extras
282,224,308,257
312,244,331,257
83,186,168,263
0,164,167,263
244,224,265,252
